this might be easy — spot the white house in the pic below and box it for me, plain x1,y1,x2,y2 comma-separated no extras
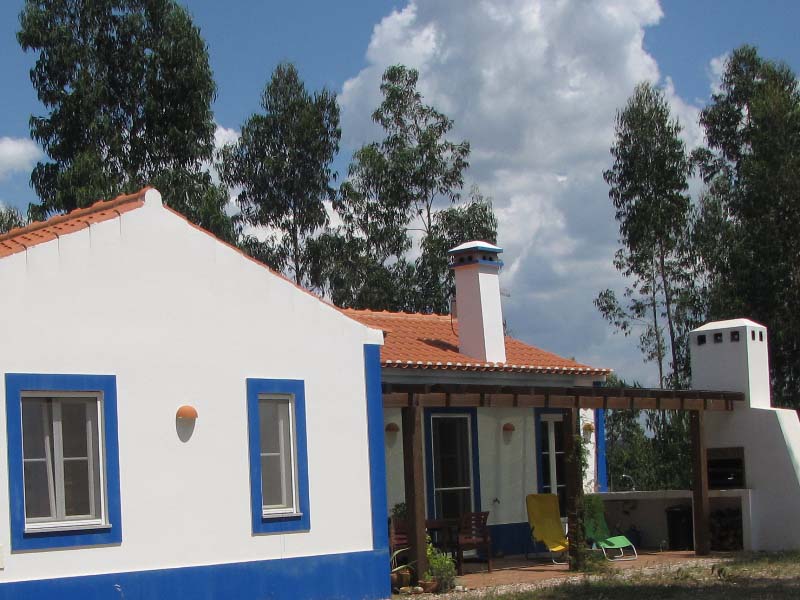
347,241,610,557
0,188,389,599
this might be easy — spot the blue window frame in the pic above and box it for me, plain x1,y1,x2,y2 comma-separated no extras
5,373,122,551
247,378,310,534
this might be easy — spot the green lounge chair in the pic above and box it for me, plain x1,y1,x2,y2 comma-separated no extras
584,496,638,561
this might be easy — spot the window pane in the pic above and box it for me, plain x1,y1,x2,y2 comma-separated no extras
22,399,51,460
432,417,470,489
24,461,53,519
539,420,550,452
435,489,471,520
259,400,281,454
553,420,565,452
61,401,89,458
541,452,551,486
259,398,295,511
262,455,284,507
64,459,92,517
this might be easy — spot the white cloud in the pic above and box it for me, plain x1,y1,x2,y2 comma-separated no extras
0,137,41,180
708,52,728,97
340,0,705,384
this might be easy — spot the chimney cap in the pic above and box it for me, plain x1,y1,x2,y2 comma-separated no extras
448,240,503,255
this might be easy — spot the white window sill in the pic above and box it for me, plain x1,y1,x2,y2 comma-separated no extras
262,511,303,520
25,521,111,534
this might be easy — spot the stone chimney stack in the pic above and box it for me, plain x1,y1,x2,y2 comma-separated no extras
448,241,506,363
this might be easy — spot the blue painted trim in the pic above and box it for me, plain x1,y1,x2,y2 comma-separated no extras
533,408,566,494
246,378,310,534
423,407,481,518
0,548,390,600
489,522,537,556
363,344,389,552
594,408,608,492
5,373,122,551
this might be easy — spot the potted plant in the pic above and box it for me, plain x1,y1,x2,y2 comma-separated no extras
423,538,456,593
390,548,414,590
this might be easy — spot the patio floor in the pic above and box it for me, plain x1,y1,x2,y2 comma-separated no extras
455,550,703,589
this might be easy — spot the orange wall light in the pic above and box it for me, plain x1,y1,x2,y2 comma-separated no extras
385,422,400,433
502,422,515,433
176,405,198,420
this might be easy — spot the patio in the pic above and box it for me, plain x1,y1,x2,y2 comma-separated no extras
453,550,708,589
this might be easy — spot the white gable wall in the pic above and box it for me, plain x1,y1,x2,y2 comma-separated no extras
0,191,383,582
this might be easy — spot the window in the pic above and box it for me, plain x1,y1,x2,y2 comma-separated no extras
713,333,723,343
730,331,740,342
247,379,310,534
22,395,104,528
538,412,566,516
258,395,298,515
697,334,707,345
5,373,121,551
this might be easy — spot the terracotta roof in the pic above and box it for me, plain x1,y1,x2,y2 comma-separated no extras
344,309,609,375
0,189,148,259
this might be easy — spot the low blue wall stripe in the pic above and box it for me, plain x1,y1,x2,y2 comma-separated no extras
0,549,390,600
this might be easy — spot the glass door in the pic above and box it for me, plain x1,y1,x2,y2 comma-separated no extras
430,414,474,519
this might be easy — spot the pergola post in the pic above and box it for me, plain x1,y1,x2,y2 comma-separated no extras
402,396,428,581
690,409,710,556
564,406,584,570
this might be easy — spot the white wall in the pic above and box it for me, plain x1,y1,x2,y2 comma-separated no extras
0,191,383,582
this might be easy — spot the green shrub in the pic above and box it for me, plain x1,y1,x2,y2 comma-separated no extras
424,538,456,592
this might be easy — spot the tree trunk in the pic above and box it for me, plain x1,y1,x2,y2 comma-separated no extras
650,267,665,388
658,242,680,385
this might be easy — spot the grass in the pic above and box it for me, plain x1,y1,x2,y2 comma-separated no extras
484,552,800,600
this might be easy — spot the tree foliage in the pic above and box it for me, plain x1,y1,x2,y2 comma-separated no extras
221,63,340,286
18,0,232,240
597,82,700,388
603,376,690,491
694,45,800,406
312,65,496,313
0,205,27,234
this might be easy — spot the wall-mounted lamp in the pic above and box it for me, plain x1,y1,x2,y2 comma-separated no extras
176,405,198,420
385,422,400,433
502,422,515,433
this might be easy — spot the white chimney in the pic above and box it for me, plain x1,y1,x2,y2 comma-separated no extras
448,241,506,363
689,318,770,408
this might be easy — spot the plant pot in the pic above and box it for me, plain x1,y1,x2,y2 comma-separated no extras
396,569,412,588
390,572,399,590
419,580,439,594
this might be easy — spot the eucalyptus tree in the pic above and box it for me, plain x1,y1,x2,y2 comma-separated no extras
0,205,26,234
315,65,495,313
597,82,697,387
221,63,340,286
17,0,232,239
694,45,800,406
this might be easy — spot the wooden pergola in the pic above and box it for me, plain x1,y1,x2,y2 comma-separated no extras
385,383,746,575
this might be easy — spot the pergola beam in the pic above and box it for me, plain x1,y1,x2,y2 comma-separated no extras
383,385,744,411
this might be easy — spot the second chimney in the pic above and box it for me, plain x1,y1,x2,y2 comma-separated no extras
448,241,506,364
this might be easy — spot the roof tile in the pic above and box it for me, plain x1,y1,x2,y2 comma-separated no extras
344,309,609,375
0,188,148,259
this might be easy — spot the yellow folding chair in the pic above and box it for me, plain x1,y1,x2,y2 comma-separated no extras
525,494,568,564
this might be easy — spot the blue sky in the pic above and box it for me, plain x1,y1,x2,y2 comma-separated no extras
0,0,798,383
